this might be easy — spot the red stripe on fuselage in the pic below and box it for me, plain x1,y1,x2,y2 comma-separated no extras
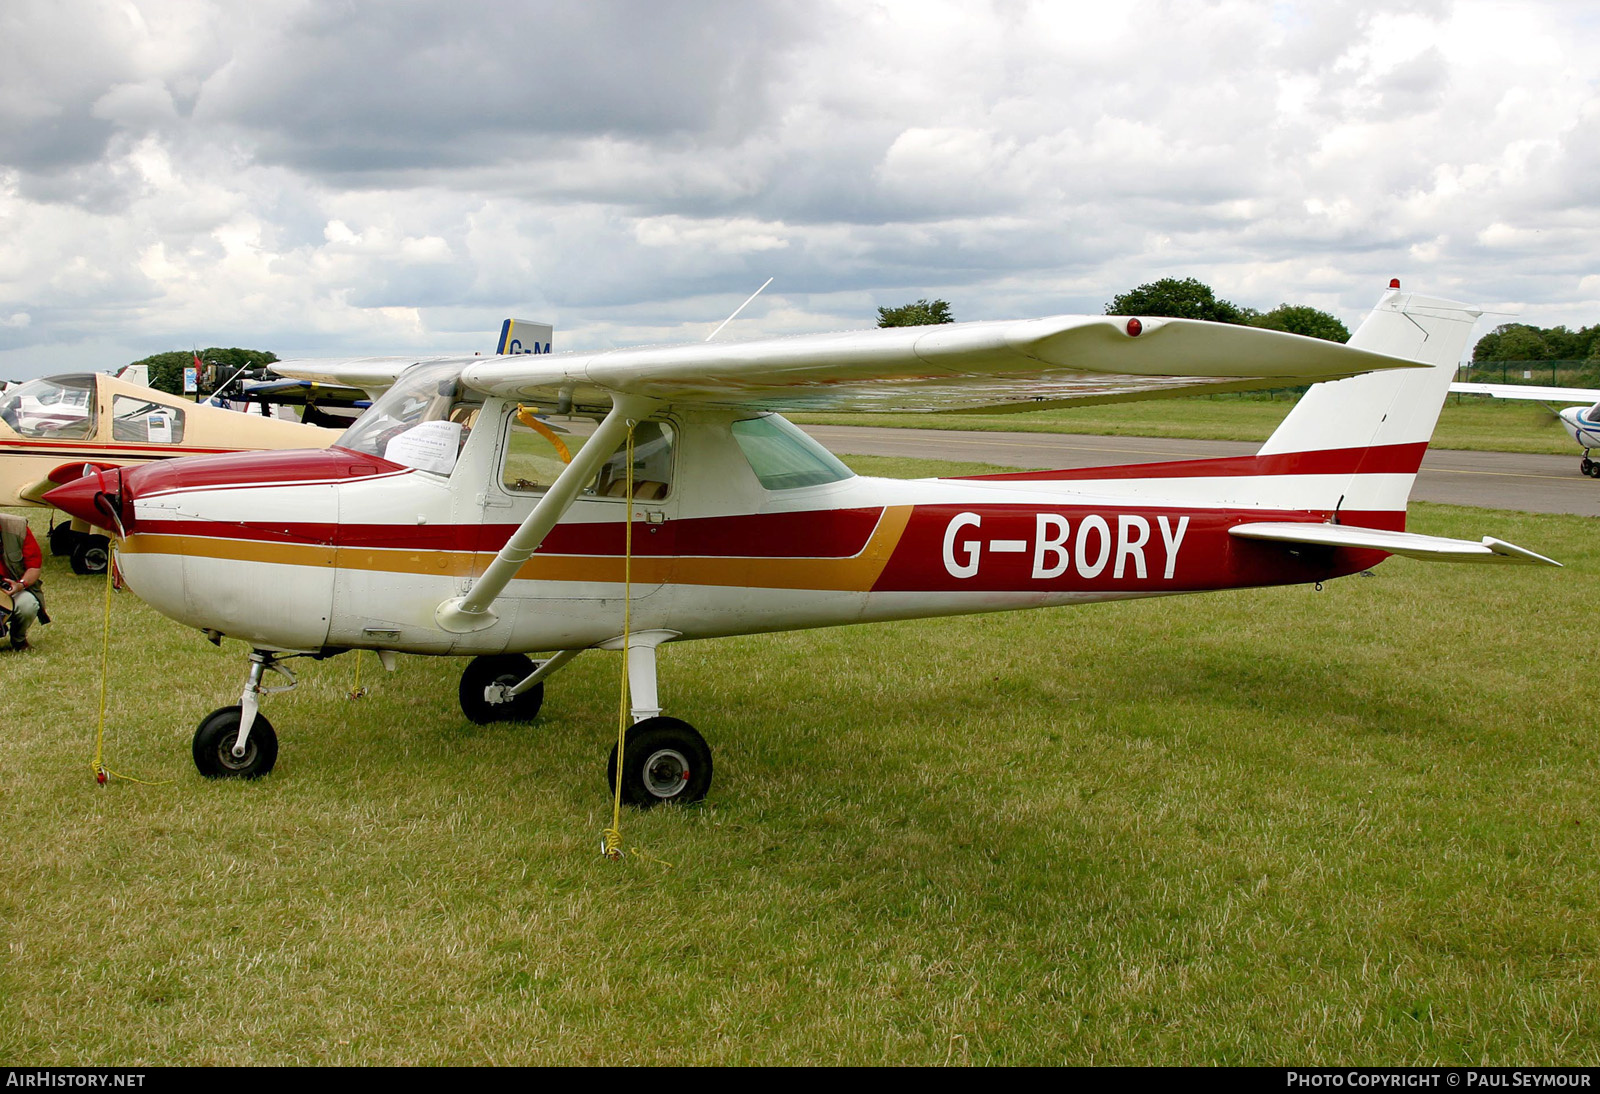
130,507,889,559
950,442,1430,482
0,437,243,457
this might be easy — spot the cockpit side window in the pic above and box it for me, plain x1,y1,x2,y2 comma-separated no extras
731,413,854,490
0,376,96,439
111,395,186,443
501,409,675,500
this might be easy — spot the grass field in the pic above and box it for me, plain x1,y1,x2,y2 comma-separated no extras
1,474,1595,1066
792,395,1581,455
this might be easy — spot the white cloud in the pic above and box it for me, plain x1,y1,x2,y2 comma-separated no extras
0,0,1598,379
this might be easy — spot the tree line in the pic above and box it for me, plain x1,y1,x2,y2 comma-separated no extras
1470,323,1600,369
126,347,278,395
879,278,1351,342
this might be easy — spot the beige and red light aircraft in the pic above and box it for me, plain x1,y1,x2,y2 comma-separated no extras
2,323,550,574
1,370,342,573
48,284,1558,807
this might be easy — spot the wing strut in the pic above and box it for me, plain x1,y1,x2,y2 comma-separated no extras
435,393,662,633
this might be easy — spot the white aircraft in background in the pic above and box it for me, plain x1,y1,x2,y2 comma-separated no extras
47,284,1558,811
1448,381,1600,477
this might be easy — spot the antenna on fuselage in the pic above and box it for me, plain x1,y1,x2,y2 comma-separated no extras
705,277,774,342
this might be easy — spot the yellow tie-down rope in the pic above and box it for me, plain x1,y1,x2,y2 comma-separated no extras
598,427,672,868
602,425,637,860
92,549,168,787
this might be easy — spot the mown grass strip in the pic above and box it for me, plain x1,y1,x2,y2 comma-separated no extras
0,482,1592,1065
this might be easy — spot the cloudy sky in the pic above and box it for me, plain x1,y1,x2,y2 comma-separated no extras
1,0,1597,380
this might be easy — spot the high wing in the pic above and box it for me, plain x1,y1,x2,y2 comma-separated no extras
1229,522,1560,566
263,358,425,401
458,315,1422,414
1450,381,1600,404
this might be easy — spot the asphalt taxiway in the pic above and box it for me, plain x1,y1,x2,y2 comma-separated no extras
803,425,1600,518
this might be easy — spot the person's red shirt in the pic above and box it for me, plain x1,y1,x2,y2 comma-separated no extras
4,526,41,580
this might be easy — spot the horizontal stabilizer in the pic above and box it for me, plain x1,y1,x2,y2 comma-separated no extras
1450,382,1600,404
1229,522,1561,566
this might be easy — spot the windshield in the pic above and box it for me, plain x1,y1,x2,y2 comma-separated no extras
0,376,96,439
336,362,480,474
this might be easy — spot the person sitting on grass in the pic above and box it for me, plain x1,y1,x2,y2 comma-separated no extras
0,513,49,651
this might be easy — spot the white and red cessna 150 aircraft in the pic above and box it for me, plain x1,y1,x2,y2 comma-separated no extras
48,283,1558,806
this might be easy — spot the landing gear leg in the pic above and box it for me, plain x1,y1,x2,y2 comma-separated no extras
192,650,296,778
604,635,712,807
47,518,80,557
458,649,579,724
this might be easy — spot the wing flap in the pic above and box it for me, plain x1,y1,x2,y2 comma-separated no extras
1229,521,1561,566
460,315,1422,413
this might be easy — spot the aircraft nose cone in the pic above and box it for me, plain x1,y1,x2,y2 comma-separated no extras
43,467,133,533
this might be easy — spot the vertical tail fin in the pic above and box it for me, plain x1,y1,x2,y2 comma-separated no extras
1255,285,1481,528
496,319,553,356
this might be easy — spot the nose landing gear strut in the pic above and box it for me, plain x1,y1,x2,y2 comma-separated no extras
192,650,298,778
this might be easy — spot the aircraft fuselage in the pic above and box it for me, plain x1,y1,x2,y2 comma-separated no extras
52,401,1383,656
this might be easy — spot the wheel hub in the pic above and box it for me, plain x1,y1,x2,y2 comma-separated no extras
217,734,256,771
642,748,691,799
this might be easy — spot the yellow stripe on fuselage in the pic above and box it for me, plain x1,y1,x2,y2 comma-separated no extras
119,506,913,592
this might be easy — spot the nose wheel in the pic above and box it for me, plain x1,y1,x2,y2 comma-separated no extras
607,717,712,807
191,649,297,778
193,706,279,778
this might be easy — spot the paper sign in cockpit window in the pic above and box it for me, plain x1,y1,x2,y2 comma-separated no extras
383,419,464,475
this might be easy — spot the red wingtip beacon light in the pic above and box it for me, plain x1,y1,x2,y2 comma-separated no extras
1389,278,1401,289
1126,317,1143,337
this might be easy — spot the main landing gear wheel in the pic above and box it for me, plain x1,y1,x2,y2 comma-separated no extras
1582,456,1599,478
459,654,545,724
193,705,279,779
69,534,110,575
607,717,712,808
48,523,80,557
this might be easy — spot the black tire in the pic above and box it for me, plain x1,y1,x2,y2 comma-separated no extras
458,654,545,724
606,716,712,808
48,523,80,557
193,705,278,779
69,534,110,575
1582,457,1595,477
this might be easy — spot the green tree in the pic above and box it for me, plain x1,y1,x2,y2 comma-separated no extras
1472,324,1549,366
1247,304,1350,343
127,347,279,395
877,299,954,327
1105,277,1246,324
